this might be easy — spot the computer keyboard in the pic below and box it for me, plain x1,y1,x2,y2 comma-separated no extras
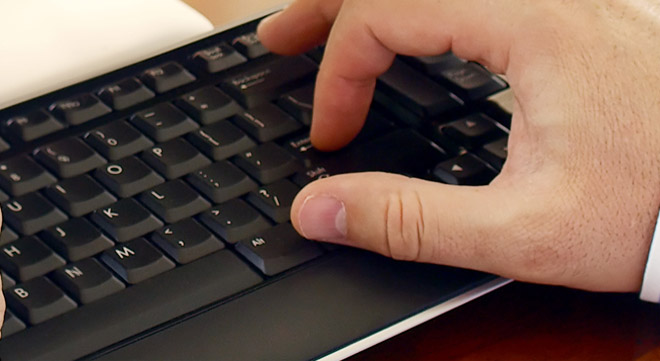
0,15,510,360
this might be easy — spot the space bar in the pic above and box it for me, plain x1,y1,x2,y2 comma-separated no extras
0,250,263,361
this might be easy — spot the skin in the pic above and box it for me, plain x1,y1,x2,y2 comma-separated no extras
258,0,660,292
1,0,658,341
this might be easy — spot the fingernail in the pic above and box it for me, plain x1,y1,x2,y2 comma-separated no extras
298,195,347,241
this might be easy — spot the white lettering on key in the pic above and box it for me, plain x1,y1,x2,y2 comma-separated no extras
251,237,266,247
115,246,135,259
65,266,84,279
3,245,21,257
14,288,29,299
103,208,119,219
152,147,163,158
56,227,67,238
7,201,22,212
198,130,220,147
107,165,123,175
151,191,165,200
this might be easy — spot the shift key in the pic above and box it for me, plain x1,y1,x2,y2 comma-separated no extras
221,55,317,108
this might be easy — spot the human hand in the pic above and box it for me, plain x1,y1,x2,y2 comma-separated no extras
258,0,660,292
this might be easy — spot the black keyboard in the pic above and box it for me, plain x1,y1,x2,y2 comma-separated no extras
0,16,511,360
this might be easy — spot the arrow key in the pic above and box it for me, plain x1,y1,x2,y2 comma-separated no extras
151,219,223,264
433,153,497,185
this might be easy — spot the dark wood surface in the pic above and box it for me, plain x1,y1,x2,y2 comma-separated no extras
350,282,660,361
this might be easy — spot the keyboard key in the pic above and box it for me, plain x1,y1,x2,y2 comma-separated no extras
378,59,462,118
406,53,466,75
175,86,242,125
100,238,175,284
235,223,324,276
246,179,300,223
187,121,256,161
34,138,106,178
278,83,314,126
232,103,302,142
51,258,125,304
232,32,269,59
142,138,211,179
0,155,56,196
2,271,16,289
151,219,223,264
192,42,247,73
433,153,497,185
49,93,111,125
477,137,509,170
91,198,163,242
433,62,508,101
221,55,317,108
131,103,199,142
187,161,257,203
234,143,300,184
6,277,77,325
313,129,448,178
0,251,261,359
139,180,210,223
84,120,154,160
43,175,116,217
97,77,155,110
94,156,164,198
0,226,19,246
0,236,66,282
0,137,10,153
3,193,68,235
440,113,506,149
3,109,65,142
40,218,114,262
199,198,271,244
1,310,26,337
140,62,195,94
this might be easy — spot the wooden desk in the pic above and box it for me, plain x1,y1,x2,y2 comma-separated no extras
185,2,660,360
351,282,660,361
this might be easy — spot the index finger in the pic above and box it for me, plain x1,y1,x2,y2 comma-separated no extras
261,0,516,150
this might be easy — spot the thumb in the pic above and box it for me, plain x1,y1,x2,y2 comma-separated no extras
291,172,555,283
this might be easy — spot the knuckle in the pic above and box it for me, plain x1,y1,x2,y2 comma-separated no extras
383,190,428,262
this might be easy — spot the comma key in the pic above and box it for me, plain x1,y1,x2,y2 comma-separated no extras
151,219,223,264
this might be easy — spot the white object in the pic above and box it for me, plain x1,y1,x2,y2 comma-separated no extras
640,208,660,302
0,0,213,109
